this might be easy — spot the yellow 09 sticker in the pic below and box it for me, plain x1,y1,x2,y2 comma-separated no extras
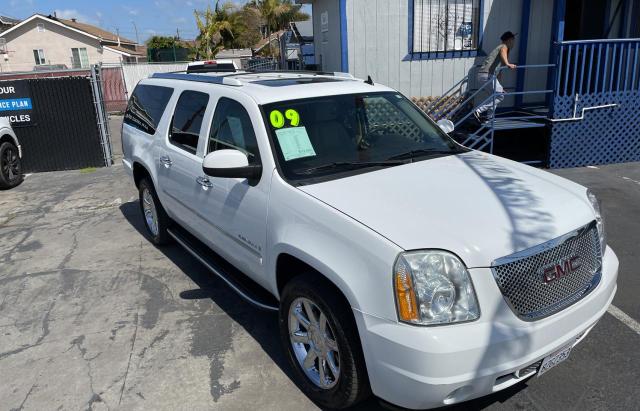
285,109,300,126
270,109,300,128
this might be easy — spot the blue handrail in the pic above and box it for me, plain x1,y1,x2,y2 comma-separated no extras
555,39,640,96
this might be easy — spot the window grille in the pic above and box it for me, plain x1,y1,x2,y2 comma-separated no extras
413,0,480,53
37,23,45,32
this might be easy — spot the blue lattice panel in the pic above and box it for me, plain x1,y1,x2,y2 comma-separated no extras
549,91,640,168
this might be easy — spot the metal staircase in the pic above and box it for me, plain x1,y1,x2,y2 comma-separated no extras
426,65,555,162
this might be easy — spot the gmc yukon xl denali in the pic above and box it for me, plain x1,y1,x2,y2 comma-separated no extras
121,71,618,410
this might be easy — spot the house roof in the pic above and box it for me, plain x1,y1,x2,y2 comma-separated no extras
254,30,286,52
293,20,313,38
215,48,253,59
103,44,146,57
0,15,21,26
57,17,137,45
0,14,138,46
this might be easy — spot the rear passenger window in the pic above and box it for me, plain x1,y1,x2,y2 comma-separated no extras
208,98,260,165
168,90,209,155
124,84,173,135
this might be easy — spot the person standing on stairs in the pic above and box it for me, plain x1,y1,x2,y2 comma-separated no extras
474,31,517,123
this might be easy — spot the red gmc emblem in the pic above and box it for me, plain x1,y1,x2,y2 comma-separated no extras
542,256,581,283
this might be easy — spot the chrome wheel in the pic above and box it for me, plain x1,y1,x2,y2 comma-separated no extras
142,187,159,236
1,145,20,183
288,297,340,389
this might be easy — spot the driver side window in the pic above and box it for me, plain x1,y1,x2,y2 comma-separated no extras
169,90,209,155
208,98,260,165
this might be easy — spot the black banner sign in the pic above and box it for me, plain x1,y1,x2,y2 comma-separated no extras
0,80,34,126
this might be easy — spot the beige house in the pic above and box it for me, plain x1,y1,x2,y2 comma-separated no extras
0,14,146,73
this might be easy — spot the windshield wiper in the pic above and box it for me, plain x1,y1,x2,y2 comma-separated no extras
386,148,460,161
299,160,407,175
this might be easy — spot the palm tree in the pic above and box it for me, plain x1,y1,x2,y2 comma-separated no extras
193,1,235,59
249,0,309,57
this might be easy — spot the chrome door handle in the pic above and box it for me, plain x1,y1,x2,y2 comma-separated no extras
160,155,172,168
196,176,214,190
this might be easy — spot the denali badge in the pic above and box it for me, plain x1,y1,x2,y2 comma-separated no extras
542,256,581,283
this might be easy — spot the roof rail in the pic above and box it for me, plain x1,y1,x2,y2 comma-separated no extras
150,72,243,87
238,70,355,79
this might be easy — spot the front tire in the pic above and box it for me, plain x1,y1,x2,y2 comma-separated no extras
279,275,370,409
0,141,23,189
138,178,171,245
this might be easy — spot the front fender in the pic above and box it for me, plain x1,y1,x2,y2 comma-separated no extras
0,126,21,157
266,173,402,321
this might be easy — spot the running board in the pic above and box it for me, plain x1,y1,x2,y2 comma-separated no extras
167,226,279,311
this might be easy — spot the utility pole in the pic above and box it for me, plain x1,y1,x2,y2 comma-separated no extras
131,21,139,44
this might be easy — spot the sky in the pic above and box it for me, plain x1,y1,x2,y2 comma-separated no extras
2,0,311,43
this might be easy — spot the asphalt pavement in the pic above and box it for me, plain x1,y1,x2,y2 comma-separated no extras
0,156,638,410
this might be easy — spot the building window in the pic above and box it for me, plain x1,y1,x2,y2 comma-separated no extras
37,23,45,32
33,49,46,65
412,0,480,54
71,47,89,68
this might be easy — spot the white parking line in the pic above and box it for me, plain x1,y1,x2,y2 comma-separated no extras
607,304,640,335
621,176,640,186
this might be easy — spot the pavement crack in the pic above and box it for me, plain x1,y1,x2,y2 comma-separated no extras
58,232,79,269
0,299,55,360
9,382,37,411
118,241,144,406
118,311,139,406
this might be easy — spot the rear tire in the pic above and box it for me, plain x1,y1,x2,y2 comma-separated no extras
138,178,171,245
279,275,370,409
0,141,23,189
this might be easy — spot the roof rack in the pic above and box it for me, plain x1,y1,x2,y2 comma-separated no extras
150,72,243,87
236,70,355,79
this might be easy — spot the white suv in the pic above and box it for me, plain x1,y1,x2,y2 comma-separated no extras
121,71,618,410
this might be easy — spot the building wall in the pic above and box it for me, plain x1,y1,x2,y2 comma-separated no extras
523,0,554,104
0,17,123,72
308,0,559,99
344,0,531,98
312,0,342,73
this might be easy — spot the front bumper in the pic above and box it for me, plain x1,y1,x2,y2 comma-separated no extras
354,246,618,410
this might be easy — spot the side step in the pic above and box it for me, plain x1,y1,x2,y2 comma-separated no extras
167,225,279,311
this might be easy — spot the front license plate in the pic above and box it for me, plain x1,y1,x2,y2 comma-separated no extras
538,343,573,377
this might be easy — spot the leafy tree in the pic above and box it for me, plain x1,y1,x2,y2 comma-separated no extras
194,1,235,59
192,0,309,60
146,36,179,49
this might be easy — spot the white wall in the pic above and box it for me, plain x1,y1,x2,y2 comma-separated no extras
121,63,188,94
334,0,538,98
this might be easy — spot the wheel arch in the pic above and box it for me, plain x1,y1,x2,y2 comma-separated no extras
274,249,359,313
132,160,152,188
0,131,20,156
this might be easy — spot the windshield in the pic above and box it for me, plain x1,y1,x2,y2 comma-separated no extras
263,92,465,183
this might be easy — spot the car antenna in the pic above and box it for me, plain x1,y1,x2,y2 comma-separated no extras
365,75,374,85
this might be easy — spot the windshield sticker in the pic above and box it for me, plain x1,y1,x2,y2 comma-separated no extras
270,110,285,128
275,126,316,161
270,109,300,128
285,109,300,126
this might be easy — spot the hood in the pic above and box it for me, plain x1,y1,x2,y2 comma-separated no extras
299,151,596,268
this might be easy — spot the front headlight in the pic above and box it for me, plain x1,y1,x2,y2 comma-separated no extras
587,189,606,253
394,250,479,325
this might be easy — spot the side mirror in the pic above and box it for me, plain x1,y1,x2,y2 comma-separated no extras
437,119,455,134
202,149,262,180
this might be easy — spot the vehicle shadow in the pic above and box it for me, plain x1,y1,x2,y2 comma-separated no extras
118,201,295,382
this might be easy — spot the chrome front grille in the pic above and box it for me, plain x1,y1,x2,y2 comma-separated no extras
492,221,602,321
